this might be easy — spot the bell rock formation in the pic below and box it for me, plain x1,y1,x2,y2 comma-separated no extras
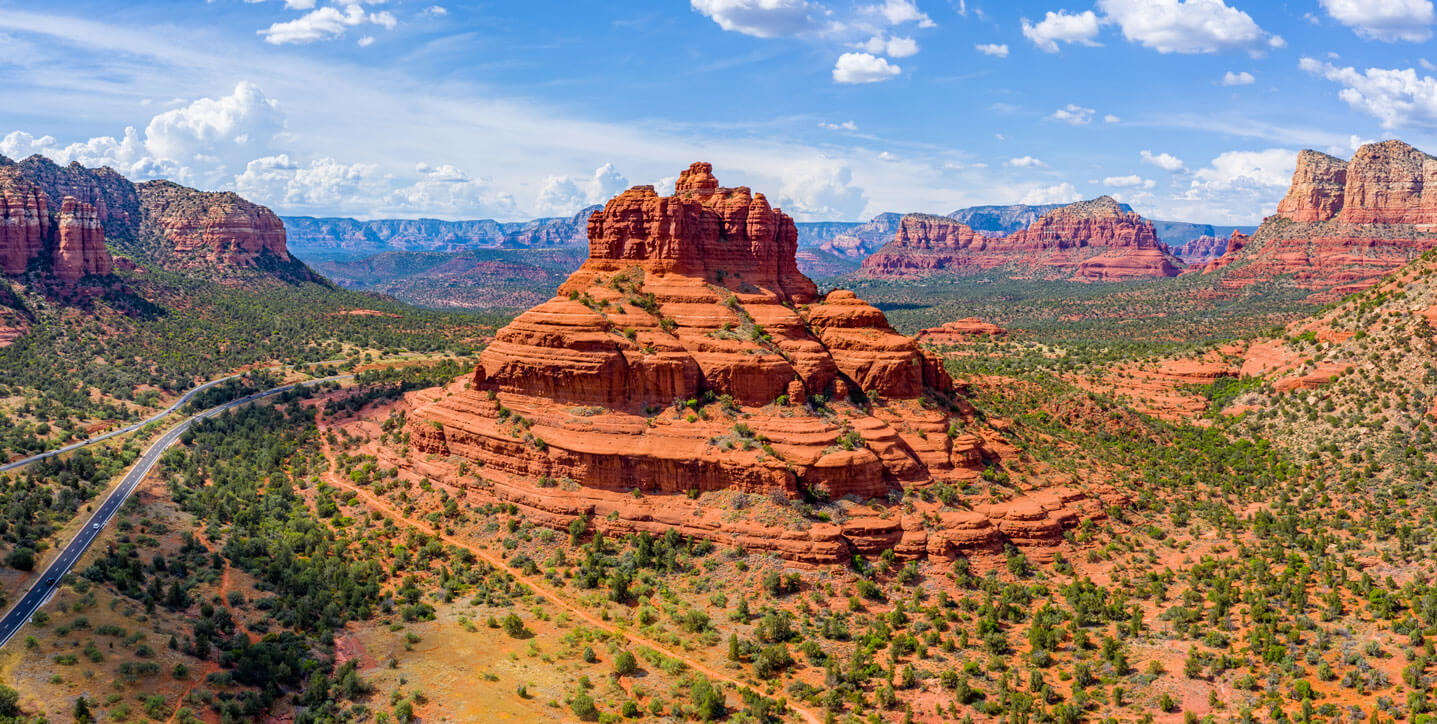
391,163,1118,564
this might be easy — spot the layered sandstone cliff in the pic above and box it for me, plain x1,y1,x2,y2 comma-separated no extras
1171,235,1228,265
860,196,1182,281
0,175,49,275
54,197,113,283
1214,140,1437,299
0,165,114,286
9,155,139,238
138,181,291,268
0,153,311,286
391,163,1117,563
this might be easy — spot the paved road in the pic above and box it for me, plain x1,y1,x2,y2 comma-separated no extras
0,359,349,474
0,374,251,473
0,374,349,649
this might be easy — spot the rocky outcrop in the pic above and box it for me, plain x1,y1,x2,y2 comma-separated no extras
916,319,1006,344
859,214,988,276
1337,141,1437,224
0,153,318,286
0,166,113,286
1197,231,1248,274
807,213,905,259
392,163,1115,563
1171,235,1228,264
8,155,139,238
138,181,299,271
1213,141,1437,299
1275,150,1348,223
53,197,113,282
860,197,1183,281
1013,197,1182,280
0,175,49,275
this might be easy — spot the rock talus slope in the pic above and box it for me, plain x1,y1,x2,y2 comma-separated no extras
392,163,1118,563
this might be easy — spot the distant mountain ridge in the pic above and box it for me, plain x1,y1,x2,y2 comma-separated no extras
283,205,599,258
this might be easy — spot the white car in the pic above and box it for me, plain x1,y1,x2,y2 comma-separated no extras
91,523,100,530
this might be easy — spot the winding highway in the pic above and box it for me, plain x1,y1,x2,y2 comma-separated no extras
0,373,349,649
0,359,348,474
0,373,251,473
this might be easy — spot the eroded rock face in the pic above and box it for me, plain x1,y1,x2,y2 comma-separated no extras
394,163,1115,563
582,163,813,303
1216,141,1437,299
0,167,113,286
1198,231,1248,274
138,181,292,268
859,214,988,276
860,197,1182,281
0,174,49,275
1171,235,1228,265
1275,150,1348,223
53,197,113,282
11,156,139,238
1337,140,1437,225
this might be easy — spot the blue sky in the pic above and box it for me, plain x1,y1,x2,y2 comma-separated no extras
2,0,1437,224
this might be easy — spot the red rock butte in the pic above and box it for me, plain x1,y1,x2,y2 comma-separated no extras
860,196,1183,281
1213,140,1437,298
0,164,114,286
392,163,1118,563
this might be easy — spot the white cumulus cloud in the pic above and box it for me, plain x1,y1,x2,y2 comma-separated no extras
1097,0,1274,54
1022,9,1100,53
143,81,285,173
261,4,396,45
1103,174,1156,188
1021,182,1081,204
534,163,630,216
1179,148,1296,220
1052,104,1096,125
1140,149,1187,172
1222,70,1255,85
776,158,867,220
1006,156,1046,168
875,0,935,28
975,43,1008,57
1319,0,1434,42
858,33,919,57
3,82,285,189
689,0,819,38
832,52,901,83
235,154,378,208
1300,57,1437,129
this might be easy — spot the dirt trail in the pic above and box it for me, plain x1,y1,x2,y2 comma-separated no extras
165,660,220,724
319,445,821,724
